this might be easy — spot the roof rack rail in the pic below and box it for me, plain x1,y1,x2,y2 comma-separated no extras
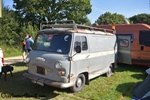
40,20,115,33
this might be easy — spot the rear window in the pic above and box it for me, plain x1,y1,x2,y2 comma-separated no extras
139,31,150,46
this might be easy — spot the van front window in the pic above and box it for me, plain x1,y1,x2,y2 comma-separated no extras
33,33,72,54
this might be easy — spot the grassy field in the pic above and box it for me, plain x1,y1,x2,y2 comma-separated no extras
1,45,22,57
0,63,147,100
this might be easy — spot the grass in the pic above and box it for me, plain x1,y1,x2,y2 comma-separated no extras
0,63,147,100
0,45,22,57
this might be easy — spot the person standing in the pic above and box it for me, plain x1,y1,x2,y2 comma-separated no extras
21,34,29,61
26,35,34,53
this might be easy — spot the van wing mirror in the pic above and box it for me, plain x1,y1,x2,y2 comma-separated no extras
75,46,81,53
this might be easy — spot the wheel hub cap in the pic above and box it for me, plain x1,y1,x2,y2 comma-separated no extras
76,78,82,87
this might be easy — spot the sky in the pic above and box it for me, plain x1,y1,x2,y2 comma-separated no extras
3,0,150,23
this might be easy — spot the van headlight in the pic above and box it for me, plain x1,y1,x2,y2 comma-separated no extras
26,57,30,63
55,62,62,70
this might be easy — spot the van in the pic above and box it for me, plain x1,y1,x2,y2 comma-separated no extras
23,20,117,92
93,24,150,66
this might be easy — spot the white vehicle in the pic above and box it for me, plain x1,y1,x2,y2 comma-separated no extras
23,20,117,92
0,48,4,72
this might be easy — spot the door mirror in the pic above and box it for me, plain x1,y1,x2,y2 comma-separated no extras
75,46,81,53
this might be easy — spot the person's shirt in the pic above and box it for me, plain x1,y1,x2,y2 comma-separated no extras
26,38,34,50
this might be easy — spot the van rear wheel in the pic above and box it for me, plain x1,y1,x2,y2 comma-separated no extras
70,74,85,92
106,65,113,77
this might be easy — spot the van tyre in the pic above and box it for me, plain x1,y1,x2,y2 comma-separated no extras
106,66,113,77
70,74,85,92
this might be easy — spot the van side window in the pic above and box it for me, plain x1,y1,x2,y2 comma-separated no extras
140,31,150,46
82,36,88,50
74,36,81,50
74,36,88,51
119,39,129,47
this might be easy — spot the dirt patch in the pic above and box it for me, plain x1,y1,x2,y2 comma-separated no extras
4,56,23,65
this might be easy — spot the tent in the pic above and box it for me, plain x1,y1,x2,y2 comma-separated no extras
132,68,150,100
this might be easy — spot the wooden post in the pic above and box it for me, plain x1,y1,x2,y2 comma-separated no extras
0,0,2,17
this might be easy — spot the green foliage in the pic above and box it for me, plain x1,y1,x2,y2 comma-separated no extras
83,16,91,26
95,12,128,25
0,7,19,45
13,0,92,25
0,44,21,57
19,24,38,40
0,7,38,57
129,13,150,25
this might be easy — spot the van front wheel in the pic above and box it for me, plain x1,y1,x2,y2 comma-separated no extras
70,74,85,92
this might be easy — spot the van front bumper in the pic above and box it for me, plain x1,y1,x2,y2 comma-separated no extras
23,72,75,88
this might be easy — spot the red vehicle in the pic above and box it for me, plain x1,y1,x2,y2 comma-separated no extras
93,24,150,66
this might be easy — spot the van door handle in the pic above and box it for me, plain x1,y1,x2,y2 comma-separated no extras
86,55,90,58
141,46,144,51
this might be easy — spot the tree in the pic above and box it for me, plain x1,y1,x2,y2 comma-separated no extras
0,6,38,46
84,17,91,26
129,13,150,25
95,12,128,25
13,0,92,26
0,2,38,56
0,7,19,45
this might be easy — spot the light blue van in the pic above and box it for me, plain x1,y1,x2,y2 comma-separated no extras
23,20,117,92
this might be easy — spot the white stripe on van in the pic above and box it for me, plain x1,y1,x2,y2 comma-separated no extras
73,50,116,61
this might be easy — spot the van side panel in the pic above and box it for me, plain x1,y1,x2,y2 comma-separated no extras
70,33,117,80
88,34,116,77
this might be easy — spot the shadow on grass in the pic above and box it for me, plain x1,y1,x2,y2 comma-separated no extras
11,62,27,67
115,63,147,73
131,73,147,80
0,62,72,100
115,64,148,99
116,82,136,99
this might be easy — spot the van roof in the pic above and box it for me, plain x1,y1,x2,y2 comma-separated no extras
39,20,115,35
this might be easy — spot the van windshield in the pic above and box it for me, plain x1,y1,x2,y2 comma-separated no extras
33,33,72,54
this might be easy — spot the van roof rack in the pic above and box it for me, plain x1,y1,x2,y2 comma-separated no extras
40,20,115,33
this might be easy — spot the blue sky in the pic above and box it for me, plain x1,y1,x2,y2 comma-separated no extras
3,0,150,23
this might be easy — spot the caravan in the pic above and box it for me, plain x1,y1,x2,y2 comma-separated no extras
23,20,117,92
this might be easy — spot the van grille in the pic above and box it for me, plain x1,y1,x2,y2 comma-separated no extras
37,66,45,75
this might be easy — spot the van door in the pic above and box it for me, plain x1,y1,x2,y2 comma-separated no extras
117,35,132,64
71,35,89,75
